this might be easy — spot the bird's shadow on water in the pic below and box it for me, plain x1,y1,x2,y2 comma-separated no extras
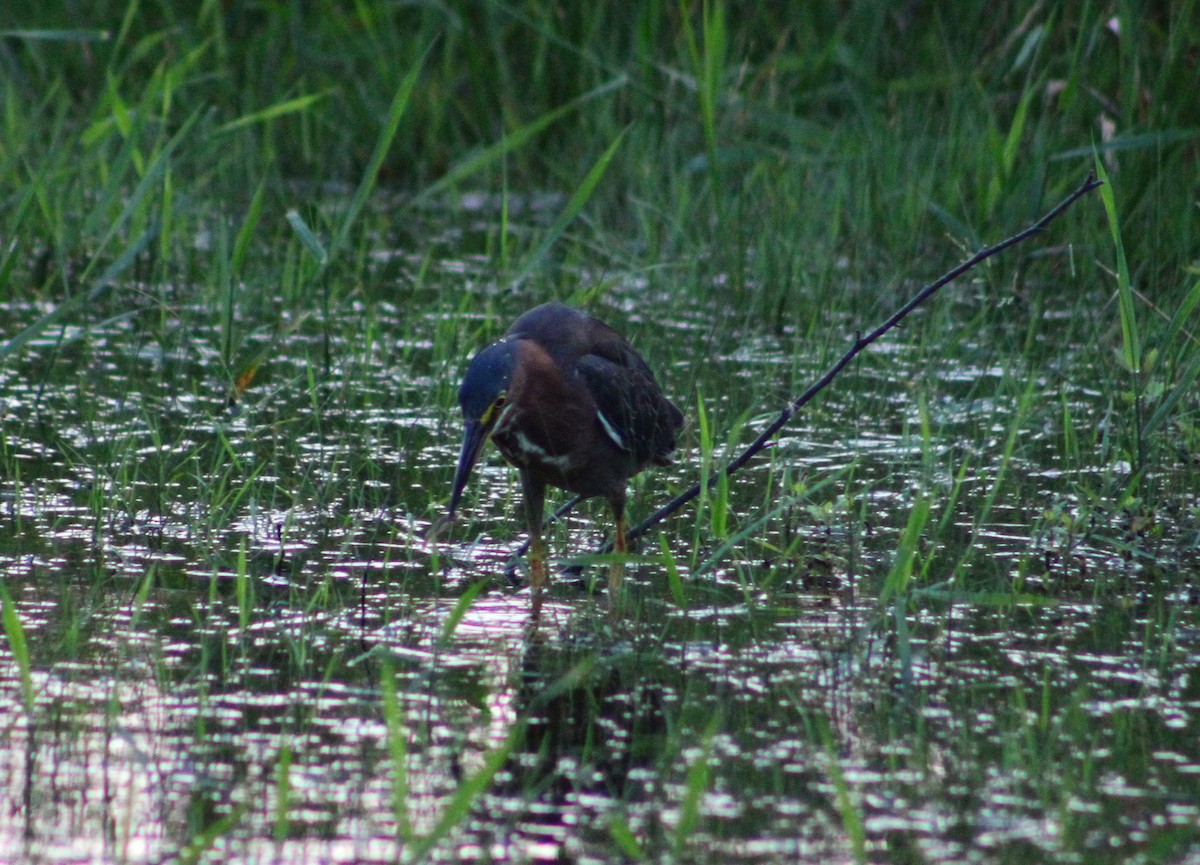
376,580,681,857
487,615,677,858
370,525,869,861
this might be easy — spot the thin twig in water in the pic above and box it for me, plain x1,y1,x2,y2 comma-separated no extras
621,172,1103,547
505,172,1102,573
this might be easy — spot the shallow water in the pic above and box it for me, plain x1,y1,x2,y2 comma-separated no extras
1,249,1198,863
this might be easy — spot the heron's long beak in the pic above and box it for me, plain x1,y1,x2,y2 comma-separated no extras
446,419,490,521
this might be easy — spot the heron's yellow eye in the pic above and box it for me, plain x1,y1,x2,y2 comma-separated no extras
482,392,507,425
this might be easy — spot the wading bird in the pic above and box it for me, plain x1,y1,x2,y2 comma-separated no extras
441,303,683,616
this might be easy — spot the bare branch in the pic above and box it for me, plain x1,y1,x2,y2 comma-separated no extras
503,172,1102,575
624,172,1103,546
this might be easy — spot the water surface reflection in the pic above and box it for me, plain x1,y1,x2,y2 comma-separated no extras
1,283,1197,863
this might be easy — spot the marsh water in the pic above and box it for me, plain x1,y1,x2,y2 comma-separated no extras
1,215,1198,864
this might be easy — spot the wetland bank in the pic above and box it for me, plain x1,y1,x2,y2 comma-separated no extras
1,3,1198,863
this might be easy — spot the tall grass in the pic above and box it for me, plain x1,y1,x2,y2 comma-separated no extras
0,4,1197,861
4,3,1196,306
0,0,1193,628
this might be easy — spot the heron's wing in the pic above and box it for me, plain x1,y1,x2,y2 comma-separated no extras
576,350,683,467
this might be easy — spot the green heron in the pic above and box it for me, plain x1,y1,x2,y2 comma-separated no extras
442,303,683,615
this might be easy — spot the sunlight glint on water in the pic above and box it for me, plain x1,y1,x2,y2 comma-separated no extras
0,274,1197,864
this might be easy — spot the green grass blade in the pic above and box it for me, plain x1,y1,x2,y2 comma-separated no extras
416,77,627,205
819,715,867,864
329,46,431,264
1143,277,1200,438
700,0,727,177
130,564,156,627
1001,86,1033,177
1,585,34,713
1094,153,1140,372
1095,150,1146,470
660,533,686,608
215,91,333,135
609,817,645,860
0,28,110,40
1165,278,1200,349
0,220,159,363
83,105,203,273
678,0,727,194
273,740,293,843
235,537,251,633
878,496,930,606
509,126,629,289
1052,128,1199,160
405,727,520,863
286,209,328,265
672,713,718,858
438,579,486,646
381,661,410,845
1143,329,1200,438
231,177,268,275
178,805,246,865
0,181,40,293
